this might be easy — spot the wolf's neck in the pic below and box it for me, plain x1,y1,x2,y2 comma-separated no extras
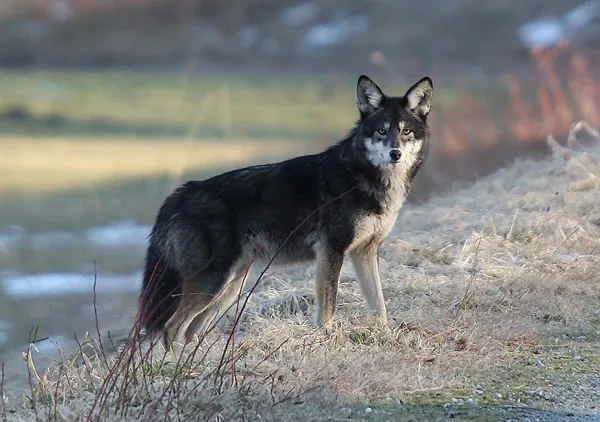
378,167,409,210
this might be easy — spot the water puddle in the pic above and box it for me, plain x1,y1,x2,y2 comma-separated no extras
0,220,148,357
0,220,151,252
2,271,142,298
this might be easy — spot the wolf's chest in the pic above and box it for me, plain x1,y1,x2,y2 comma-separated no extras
348,175,408,250
348,209,400,251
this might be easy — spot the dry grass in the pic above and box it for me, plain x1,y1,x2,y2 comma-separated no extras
2,125,599,421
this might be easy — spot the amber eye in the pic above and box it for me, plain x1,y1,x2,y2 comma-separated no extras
402,128,413,135
377,128,387,136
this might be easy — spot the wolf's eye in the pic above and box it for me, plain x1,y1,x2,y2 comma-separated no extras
376,128,387,136
402,128,413,135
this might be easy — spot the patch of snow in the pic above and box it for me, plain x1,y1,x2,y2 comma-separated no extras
517,1,600,48
84,221,151,249
300,14,369,52
2,272,142,298
518,18,565,49
238,26,260,48
565,0,600,28
280,2,319,27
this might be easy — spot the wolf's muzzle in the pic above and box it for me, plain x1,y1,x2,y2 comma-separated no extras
389,149,402,162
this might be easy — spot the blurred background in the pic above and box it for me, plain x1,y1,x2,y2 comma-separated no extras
1,0,600,363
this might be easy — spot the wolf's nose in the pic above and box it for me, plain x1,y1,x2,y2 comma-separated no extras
389,149,402,162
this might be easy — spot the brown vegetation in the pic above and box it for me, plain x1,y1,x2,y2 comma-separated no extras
413,47,600,200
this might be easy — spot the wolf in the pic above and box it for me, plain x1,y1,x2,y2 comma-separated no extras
139,75,433,345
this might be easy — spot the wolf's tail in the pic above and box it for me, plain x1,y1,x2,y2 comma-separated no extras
138,242,181,337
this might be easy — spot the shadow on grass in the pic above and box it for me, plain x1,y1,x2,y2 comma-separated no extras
0,106,318,140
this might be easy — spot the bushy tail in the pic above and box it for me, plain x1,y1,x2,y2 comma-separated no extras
138,243,181,337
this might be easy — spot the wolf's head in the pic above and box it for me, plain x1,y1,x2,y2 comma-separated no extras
354,75,433,177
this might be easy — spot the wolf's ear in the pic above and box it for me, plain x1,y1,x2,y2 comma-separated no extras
405,77,433,118
357,75,384,115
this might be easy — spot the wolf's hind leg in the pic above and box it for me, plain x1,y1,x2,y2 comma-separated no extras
349,240,388,325
315,244,344,329
163,269,230,347
183,265,251,343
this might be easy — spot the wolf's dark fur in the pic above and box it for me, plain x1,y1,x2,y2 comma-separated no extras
139,75,433,344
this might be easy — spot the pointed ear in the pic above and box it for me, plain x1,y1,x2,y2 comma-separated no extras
357,75,384,115
405,77,433,117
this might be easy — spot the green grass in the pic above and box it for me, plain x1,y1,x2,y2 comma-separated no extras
0,69,357,140
0,69,477,139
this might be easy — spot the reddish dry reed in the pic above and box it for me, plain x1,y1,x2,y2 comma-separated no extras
412,46,600,200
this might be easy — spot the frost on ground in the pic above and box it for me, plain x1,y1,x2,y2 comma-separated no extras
2,139,599,421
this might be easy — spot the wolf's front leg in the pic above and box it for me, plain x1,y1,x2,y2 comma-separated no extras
349,242,388,326
314,245,344,329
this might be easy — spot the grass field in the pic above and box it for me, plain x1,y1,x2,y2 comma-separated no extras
0,70,358,139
